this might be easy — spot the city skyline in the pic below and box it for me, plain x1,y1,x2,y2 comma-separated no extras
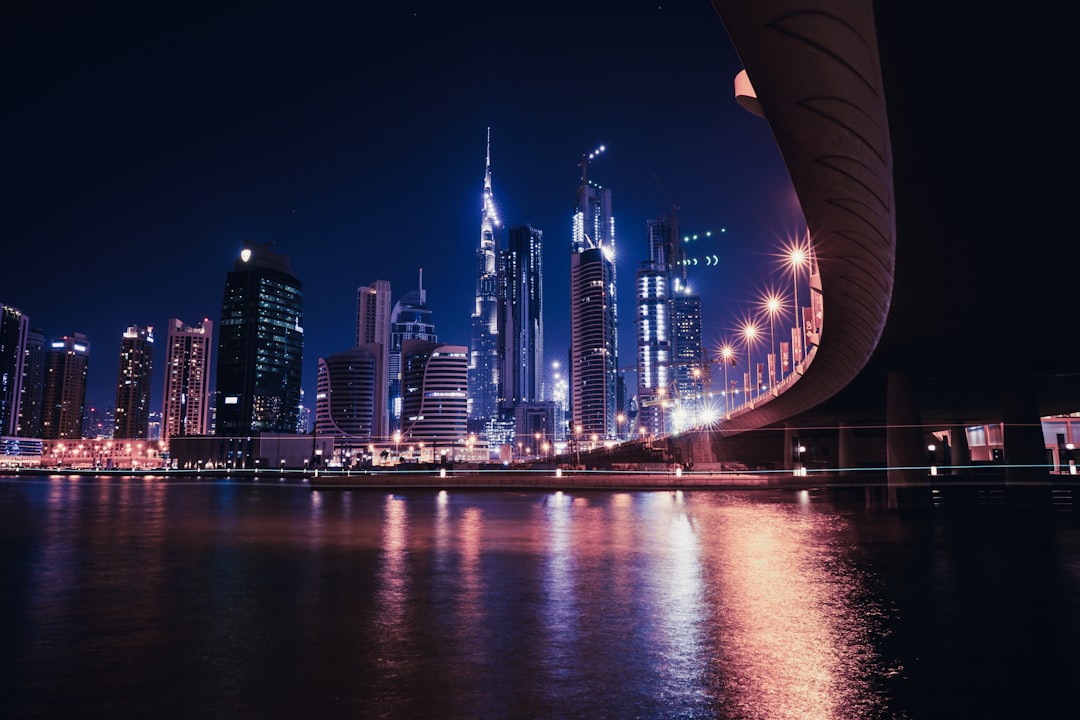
3,2,799,416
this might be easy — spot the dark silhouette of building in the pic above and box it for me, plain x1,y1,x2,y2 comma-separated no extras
113,325,154,439
215,240,303,436
41,333,90,440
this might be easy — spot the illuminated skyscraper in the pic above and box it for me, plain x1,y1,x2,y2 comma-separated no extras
468,127,501,433
17,327,45,438
161,318,213,444
635,264,669,438
400,340,469,445
113,325,154,439
637,213,705,434
315,344,384,446
569,147,618,440
41,333,90,440
388,271,436,431
356,278,391,438
0,304,28,437
498,224,544,405
215,240,304,435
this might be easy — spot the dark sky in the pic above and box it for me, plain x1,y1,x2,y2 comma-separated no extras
3,1,799,414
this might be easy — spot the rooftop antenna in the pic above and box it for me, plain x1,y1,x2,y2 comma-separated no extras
579,143,606,187
418,267,425,304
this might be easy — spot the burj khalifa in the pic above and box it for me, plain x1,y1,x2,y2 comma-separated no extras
468,128,500,432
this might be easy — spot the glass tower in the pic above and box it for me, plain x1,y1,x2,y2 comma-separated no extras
388,272,436,431
161,318,213,445
569,148,618,440
0,304,28,437
215,240,304,435
113,325,155,439
468,127,501,432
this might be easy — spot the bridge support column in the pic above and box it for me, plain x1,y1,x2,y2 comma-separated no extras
948,423,971,474
1001,373,1047,485
784,424,797,471
886,371,926,487
838,424,855,476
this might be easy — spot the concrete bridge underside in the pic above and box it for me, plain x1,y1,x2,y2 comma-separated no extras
676,1,1078,483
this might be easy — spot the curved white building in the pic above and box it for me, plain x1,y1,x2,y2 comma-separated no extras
400,340,468,445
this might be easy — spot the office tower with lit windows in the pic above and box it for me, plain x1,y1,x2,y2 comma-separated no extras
469,128,501,433
18,327,45,438
215,240,304,435
636,212,705,435
569,148,618,440
400,339,469,445
0,304,28,437
315,345,384,445
161,318,213,445
671,289,704,407
635,264,669,438
356,278,391,438
41,333,90,440
498,224,544,405
388,272,437,430
113,325,154,439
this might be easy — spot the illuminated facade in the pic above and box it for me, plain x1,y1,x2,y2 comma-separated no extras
635,265,669,438
315,344,384,447
469,128,501,432
0,304,28,437
161,317,212,444
498,224,544,406
356,279,391,438
113,324,154,439
17,327,45,438
215,240,304,435
41,333,90,440
388,273,436,431
400,340,469,445
570,150,618,440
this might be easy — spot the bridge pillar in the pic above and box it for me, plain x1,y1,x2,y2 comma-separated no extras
1001,373,1047,484
948,423,971,474
838,424,856,476
783,424,797,471
886,371,926,486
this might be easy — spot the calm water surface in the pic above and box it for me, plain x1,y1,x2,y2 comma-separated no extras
1,475,1078,719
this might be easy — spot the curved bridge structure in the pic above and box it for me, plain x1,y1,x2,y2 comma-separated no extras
689,1,1077,481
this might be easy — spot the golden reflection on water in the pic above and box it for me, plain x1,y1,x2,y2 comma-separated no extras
699,498,881,719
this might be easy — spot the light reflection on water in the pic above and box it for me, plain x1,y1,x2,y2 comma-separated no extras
8,476,1079,718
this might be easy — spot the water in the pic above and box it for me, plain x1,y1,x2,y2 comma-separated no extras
1,475,1078,719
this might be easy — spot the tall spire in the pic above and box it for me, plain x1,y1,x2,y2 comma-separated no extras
480,126,499,251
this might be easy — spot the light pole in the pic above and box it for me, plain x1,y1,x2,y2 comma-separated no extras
763,292,782,394
720,344,734,418
786,238,809,376
742,321,758,405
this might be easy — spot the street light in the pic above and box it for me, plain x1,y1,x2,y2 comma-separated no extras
616,413,626,441
761,292,783,393
785,236,810,374
719,343,735,418
741,320,758,404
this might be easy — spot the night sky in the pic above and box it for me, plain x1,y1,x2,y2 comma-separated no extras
3,1,798,414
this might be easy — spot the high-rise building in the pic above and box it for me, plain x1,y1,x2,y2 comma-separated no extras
638,212,706,434
0,304,28,437
400,339,469,445
671,289,704,408
113,325,154,439
215,240,304,435
17,327,45,438
356,279,391,438
315,344,384,447
569,149,618,440
469,127,501,432
388,271,437,431
635,264,670,438
161,318,213,445
498,224,544,405
41,333,90,440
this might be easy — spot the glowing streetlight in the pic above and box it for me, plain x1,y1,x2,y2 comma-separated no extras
616,412,626,441
761,292,783,393
785,235,810,374
719,344,735,418
742,321,758,404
